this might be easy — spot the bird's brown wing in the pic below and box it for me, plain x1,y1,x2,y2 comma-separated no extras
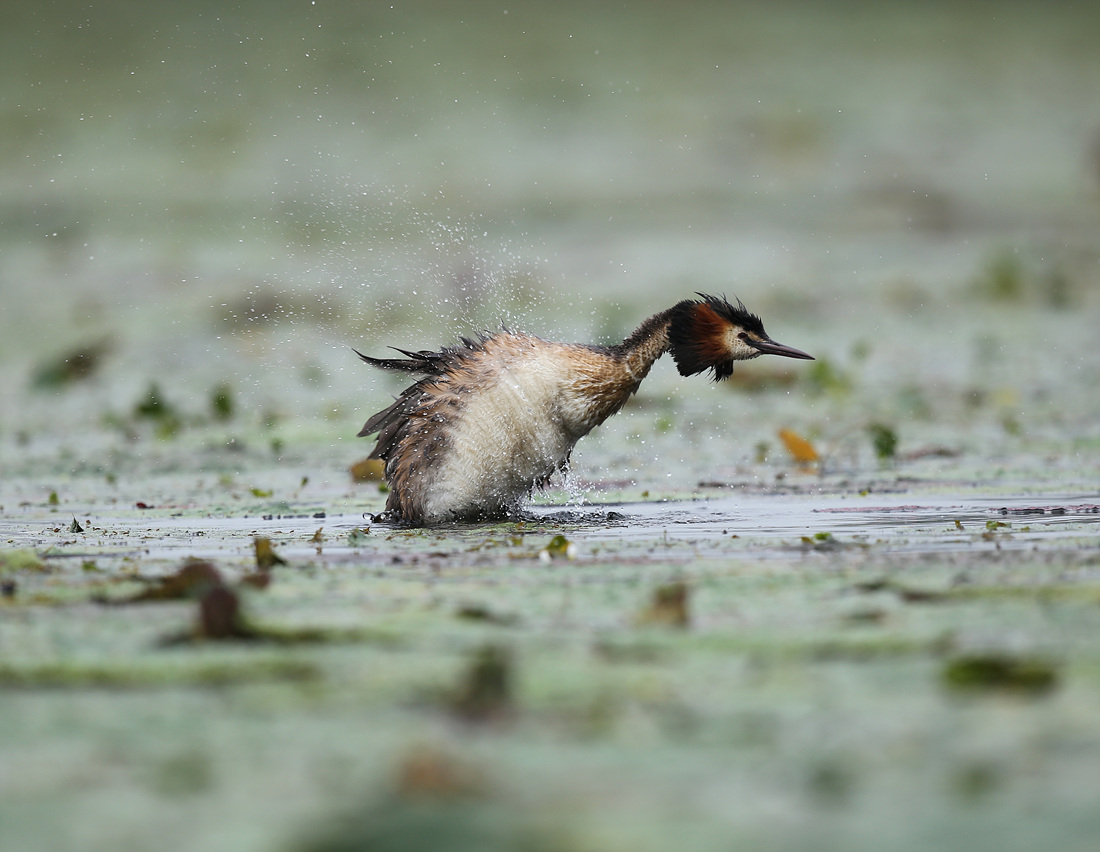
355,334,491,456
357,383,426,453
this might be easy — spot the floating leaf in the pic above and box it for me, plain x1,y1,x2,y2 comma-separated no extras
69,517,84,533
131,382,182,438
350,457,386,482
393,745,487,800
456,604,518,627
637,581,690,628
800,532,852,552
133,382,177,421
47,491,59,506
348,527,371,546
973,250,1025,302
31,340,109,388
778,428,819,464
895,586,949,604
124,560,224,603
449,644,513,723
843,606,887,624
903,445,960,461
943,654,1058,696
197,586,255,640
210,382,235,421
253,537,287,569
250,487,274,498
239,572,272,590
310,527,324,544
867,423,898,461
538,534,575,561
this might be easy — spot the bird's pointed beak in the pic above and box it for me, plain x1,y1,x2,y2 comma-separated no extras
753,338,815,360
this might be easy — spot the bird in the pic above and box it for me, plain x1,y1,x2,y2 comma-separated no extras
356,294,813,525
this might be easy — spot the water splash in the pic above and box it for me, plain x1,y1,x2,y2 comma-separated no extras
558,467,592,509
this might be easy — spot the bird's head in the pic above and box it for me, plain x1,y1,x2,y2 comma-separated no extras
667,293,814,381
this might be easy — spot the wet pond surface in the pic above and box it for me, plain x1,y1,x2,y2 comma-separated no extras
540,492,1100,550
5,480,1100,852
11,489,1100,567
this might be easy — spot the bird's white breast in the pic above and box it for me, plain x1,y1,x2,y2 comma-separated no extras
420,349,586,522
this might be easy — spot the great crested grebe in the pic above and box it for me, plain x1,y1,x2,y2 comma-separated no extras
357,294,813,525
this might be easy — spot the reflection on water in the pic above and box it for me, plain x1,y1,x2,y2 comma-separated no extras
541,493,1100,553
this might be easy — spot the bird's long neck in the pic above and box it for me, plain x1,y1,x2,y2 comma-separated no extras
613,307,677,381
561,308,676,434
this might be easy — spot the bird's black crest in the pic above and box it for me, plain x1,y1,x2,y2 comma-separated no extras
697,293,766,337
667,294,765,381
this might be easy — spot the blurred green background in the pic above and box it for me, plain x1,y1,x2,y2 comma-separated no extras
3,0,1099,483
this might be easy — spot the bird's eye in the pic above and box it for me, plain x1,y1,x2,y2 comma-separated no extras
737,332,749,341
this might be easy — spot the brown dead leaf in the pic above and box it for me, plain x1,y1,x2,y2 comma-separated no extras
253,536,287,570
456,604,519,627
239,572,272,590
393,745,487,801
198,586,255,640
779,428,819,464
637,581,690,628
450,644,514,724
128,560,224,602
31,339,110,388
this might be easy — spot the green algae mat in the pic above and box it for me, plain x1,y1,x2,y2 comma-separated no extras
4,480,1100,852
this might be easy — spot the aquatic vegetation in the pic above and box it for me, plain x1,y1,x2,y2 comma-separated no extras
942,653,1059,696
538,534,576,561
30,340,110,389
0,549,47,575
867,422,898,461
636,581,690,628
970,249,1079,308
347,528,371,546
448,644,514,724
209,382,235,421
802,357,853,396
253,536,287,569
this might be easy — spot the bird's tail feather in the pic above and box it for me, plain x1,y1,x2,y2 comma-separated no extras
354,347,445,375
